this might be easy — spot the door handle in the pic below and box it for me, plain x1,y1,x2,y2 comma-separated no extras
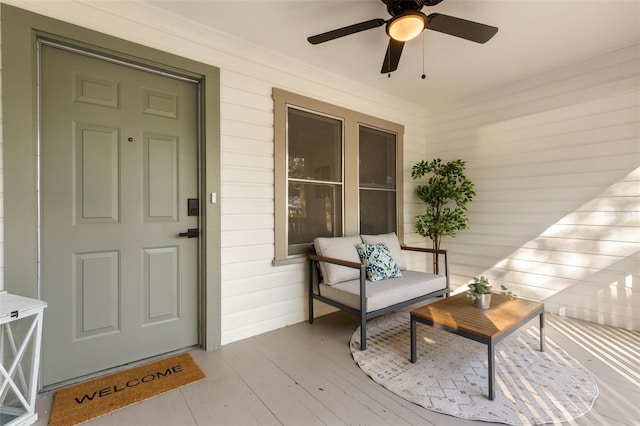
178,228,199,238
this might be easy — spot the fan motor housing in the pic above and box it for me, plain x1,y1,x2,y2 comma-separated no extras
383,0,444,17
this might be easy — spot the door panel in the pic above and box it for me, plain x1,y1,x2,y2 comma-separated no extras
74,123,120,223
74,251,120,337
144,247,179,323
144,133,178,221
41,45,199,386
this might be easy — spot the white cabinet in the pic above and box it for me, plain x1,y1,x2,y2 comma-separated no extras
0,291,46,426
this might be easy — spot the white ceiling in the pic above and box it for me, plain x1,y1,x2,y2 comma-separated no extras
145,0,640,107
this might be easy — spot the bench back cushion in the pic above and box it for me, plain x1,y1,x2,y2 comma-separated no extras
361,232,407,270
314,235,363,285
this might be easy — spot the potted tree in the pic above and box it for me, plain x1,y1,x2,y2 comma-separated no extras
466,276,517,309
411,158,475,273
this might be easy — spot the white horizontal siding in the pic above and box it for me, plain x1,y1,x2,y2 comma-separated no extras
421,44,640,331
217,71,428,343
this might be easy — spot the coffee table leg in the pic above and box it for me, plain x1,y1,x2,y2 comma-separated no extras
410,317,417,363
488,342,495,400
540,311,546,352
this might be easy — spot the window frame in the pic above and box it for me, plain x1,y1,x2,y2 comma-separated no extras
273,88,404,265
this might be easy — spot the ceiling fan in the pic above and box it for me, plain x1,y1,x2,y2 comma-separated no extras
307,0,498,74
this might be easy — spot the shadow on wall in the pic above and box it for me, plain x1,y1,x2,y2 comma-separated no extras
433,46,639,332
480,167,639,331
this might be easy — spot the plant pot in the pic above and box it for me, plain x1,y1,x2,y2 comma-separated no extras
473,293,492,309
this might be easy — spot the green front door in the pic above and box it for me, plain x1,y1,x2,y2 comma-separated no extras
40,44,199,386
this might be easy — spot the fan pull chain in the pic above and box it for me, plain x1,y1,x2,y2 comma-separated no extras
421,31,426,79
387,43,391,78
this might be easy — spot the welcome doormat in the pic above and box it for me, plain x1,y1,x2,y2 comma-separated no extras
48,352,205,426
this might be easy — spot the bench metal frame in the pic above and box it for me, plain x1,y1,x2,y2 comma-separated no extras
308,246,450,350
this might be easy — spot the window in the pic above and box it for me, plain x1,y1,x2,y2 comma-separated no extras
359,125,398,235
273,89,404,264
287,108,343,255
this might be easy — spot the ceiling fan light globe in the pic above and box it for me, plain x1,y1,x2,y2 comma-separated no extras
387,13,426,41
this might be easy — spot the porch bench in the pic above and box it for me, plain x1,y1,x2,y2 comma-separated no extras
308,233,450,350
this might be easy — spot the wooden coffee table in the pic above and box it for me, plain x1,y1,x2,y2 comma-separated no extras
410,292,545,400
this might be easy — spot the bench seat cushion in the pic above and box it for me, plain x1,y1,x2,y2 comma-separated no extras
319,270,447,313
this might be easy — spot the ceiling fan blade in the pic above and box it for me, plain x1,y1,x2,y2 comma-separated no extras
308,18,386,45
381,39,405,73
426,13,498,44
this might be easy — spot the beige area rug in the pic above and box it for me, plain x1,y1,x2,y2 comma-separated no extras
351,313,598,426
48,352,204,426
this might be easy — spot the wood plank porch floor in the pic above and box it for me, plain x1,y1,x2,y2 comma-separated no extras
34,311,639,425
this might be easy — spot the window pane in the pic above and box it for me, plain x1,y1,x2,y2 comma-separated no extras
359,190,396,235
288,108,342,182
289,182,343,255
359,126,396,189
359,125,397,235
